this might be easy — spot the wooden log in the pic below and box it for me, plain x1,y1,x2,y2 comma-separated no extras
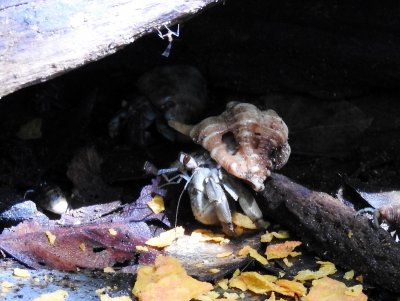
257,173,400,293
0,0,220,98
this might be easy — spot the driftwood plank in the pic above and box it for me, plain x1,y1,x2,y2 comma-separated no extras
0,0,219,98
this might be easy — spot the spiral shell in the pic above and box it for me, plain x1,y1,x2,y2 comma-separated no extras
169,101,291,191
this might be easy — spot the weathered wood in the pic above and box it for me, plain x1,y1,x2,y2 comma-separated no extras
257,173,400,293
0,0,220,98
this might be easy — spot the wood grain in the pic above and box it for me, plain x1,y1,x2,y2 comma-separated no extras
0,0,220,98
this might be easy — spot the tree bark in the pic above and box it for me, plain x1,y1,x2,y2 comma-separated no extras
257,173,400,293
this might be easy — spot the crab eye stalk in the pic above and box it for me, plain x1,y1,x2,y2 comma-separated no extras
179,152,198,169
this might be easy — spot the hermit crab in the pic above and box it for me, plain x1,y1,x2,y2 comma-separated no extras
168,102,291,191
356,191,400,237
146,151,269,236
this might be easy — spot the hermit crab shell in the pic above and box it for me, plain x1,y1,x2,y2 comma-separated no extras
169,101,291,191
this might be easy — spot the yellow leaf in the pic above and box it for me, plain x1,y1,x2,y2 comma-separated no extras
345,284,364,297
229,272,289,296
260,231,290,243
32,290,68,301
343,270,355,280
275,279,307,297
238,246,268,265
216,279,229,290
191,229,229,244
294,261,337,281
147,195,165,214
132,255,212,301
145,227,184,248
232,212,257,229
265,241,301,260
304,277,367,301
45,231,56,245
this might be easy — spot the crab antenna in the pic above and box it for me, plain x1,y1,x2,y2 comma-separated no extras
174,170,196,229
168,120,193,136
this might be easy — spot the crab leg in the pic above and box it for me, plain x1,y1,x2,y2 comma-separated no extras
203,177,234,235
222,175,269,229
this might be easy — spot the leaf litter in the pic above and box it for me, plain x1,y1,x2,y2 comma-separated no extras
0,177,369,300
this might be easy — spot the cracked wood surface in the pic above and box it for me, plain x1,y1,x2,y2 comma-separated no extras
0,0,219,98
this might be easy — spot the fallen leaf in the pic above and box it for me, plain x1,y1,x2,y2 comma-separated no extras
228,271,290,296
145,227,185,248
238,246,268,265
282,258,292,267
232,212,257,229
345,284,364,297
45,231,56,245
344,270,355,280
32,290,68,301
304,277,367,301
147,195,165,214
191,229,229,244
216,279,229,290
0,180,168,270
265,292,287,301
165,233,262,282
132,255,213,301
294,261,337,281
260,231,290,243
275,279,307,297
222,292,240,300
265,241,301,260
